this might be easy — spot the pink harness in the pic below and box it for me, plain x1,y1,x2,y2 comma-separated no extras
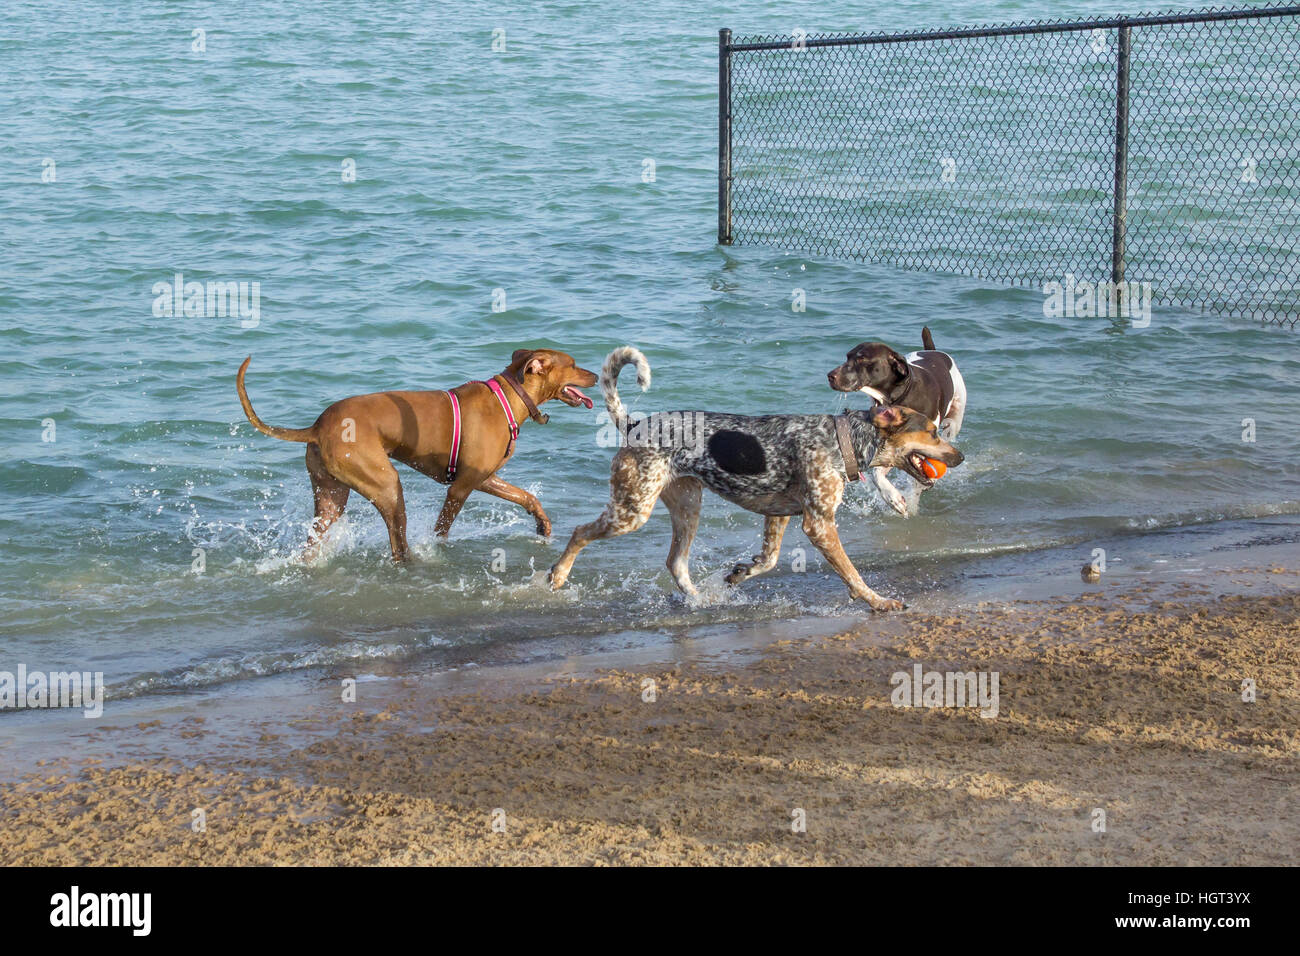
446,378,519,482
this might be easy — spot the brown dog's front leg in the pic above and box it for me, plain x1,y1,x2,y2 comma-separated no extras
477,474,550,536
434,479,475,537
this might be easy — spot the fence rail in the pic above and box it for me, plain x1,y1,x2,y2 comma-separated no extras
718,5,1300,326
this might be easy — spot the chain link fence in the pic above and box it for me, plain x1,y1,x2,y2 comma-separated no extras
718,5,1300,328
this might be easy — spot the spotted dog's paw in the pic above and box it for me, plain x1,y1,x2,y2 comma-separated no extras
725,561,755,586
869,596,904,612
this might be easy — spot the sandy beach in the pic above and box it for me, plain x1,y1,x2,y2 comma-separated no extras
4,0,1300,883
4,565,1296,866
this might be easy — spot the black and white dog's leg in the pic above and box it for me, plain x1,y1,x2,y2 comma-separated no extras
940,362,967,441
871,466,909,517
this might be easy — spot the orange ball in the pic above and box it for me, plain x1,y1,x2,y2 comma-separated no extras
921,458,947,480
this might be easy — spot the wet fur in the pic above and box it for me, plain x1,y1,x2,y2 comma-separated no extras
826,326,967,515
237,348,598,562
549,347,963,610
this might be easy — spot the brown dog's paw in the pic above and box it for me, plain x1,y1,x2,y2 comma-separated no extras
535,517,552,537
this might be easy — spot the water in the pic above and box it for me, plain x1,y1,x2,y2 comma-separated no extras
728,8,1300,315
2,0,1297,708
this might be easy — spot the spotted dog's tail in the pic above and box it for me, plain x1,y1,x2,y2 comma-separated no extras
921,326,936,351
601,346,651,428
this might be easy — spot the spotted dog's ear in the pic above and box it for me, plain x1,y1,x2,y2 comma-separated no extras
870,405,907,431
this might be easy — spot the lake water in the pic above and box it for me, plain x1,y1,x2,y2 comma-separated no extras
2,0,1296,709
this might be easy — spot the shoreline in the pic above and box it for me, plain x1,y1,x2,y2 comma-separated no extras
3,550,1296,865
6,511,1299,730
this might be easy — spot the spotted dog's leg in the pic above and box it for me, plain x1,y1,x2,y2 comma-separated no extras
549,448,670,589
799,462,902,610
725,515,790,585
871,466,909,517
659,476,703,595
801,507,903,611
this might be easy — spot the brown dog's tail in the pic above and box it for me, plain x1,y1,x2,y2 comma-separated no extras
921,326,936,351
236,357,316,443
600,346,651,428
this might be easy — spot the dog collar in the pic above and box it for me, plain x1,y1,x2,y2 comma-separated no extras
834,414,865,483
497,371,549,425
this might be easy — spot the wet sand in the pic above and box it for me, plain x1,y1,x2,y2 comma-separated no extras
3,565,1297,866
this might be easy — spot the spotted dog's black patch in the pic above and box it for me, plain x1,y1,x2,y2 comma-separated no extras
708,430,767,475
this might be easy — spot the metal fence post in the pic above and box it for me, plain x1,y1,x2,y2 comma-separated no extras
718,28,733,245
1112,22,1130,286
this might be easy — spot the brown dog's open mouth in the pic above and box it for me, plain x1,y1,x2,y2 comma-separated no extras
560,385,594,409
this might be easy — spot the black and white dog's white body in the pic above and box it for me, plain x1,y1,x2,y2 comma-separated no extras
827,327,966,515
549,347,964,610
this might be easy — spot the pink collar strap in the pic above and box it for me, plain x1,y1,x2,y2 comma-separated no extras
484,378,520,440
445,380,521,483
446,391,463,481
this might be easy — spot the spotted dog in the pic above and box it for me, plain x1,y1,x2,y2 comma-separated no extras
826,326,966,516
549,346,964,610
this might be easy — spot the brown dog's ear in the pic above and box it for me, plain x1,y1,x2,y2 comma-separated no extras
511,349,532,366
870,405,906,431
523,353,551,377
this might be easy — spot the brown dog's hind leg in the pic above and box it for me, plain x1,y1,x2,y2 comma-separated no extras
477,474,551,536
725,515,790,585
343,459,411,562
659,476,703,595
549,450,669,590
800,508,902,611
303,443,350,562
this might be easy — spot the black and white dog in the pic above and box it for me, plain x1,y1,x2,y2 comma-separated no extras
549,346,964,610
826,327,966,516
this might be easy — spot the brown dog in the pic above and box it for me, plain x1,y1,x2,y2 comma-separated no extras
237,349,598,562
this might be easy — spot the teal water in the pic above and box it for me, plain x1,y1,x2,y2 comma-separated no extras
2,0,1297,705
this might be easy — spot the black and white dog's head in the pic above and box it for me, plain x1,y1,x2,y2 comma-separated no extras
866,405,963,488
826,342,910,403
